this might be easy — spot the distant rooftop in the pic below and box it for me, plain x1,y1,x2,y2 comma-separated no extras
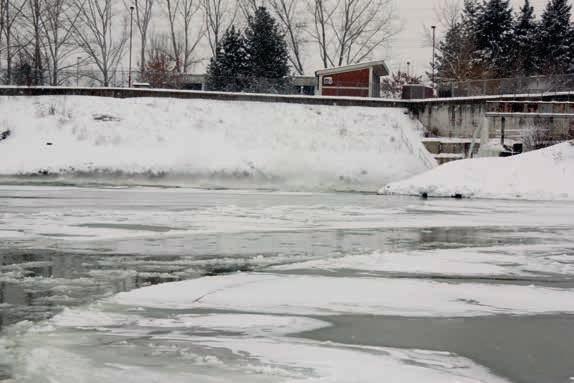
315,60,390,77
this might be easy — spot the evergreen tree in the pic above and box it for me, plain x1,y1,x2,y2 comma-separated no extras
462,0,483,39
206,26,247,92
435,0,487,81
535,0,574,74
512,0,538,76
435,21,478,81
244,7,290,92
474,0,514,77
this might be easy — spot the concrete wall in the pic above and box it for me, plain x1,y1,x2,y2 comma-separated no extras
410,93,574,140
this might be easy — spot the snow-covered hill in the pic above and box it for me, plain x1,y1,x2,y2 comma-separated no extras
381,142,574,200
0,96,435,191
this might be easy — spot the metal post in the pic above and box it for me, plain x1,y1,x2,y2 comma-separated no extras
406,61,410,77
431,25,436,92
128,5,134,87
76,57,80,87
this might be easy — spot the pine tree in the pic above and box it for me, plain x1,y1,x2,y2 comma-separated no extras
435,21,478,81
434,0,487,81
512,0,538,76
462,0,483,39
206,26,247,92
535,0,574,74
474,0,514,77
244,7,290,92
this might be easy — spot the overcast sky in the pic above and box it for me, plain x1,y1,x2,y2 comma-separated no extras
387,0,573,75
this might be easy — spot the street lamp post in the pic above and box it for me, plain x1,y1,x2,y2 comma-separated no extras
431,25,437,91
128,5,135,87
406,61,411,78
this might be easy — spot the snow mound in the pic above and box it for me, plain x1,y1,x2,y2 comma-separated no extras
0,96,435,191
381,142,574,200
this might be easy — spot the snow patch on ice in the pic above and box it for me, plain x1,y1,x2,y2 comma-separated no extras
381,142,574,200
10,305,510,383
135,314,330,336
113,272,574,317
274,244,574,277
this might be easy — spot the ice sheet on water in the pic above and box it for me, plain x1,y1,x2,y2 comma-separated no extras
273,244,574,278
113,272,574,317
8,306,509,383
2,186,574,246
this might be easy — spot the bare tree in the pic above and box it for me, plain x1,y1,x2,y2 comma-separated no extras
269,0,305,74
164,0,181,70
1,0,27,83
0,0,5,69
125,0,154,75
179,0,204,72
308,0,331,68
71,0,127,86
14,0,48,84
202,0,237,57
422,0,461,47
41,0,81,85
163,0,204,73
307,0,399,68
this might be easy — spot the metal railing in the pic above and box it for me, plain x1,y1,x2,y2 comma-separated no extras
437,74,574,98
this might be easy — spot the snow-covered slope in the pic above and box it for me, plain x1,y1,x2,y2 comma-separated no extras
381,142,574,200
0,96,435,191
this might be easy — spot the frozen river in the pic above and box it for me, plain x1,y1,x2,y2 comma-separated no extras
1,185,574,383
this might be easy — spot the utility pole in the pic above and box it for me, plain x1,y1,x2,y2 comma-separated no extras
431,25,436,92
128,5,134,87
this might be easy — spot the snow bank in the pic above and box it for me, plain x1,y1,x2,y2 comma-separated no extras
113,272,574,317
0,96,434,191
381,142,574,200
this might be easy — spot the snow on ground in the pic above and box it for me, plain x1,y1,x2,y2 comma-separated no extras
113,272,574,317
0,95,435,191
381,142,574,200
274,244,574,278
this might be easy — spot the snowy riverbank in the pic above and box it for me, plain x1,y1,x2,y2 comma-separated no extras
0,95,434,191
381,141,574,200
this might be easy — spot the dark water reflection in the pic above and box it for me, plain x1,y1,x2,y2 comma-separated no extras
0,225,569,331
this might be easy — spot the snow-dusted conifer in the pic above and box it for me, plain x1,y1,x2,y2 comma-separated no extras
474,0,514,77
536,0,574,74
206,26,247,92
511,0,538,76
244,7,290,92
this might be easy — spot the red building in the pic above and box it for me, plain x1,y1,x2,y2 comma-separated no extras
315,60,390,98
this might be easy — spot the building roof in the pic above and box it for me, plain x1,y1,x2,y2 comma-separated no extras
315,60,390,77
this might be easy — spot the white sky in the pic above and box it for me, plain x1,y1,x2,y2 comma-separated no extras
386,0,573,75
